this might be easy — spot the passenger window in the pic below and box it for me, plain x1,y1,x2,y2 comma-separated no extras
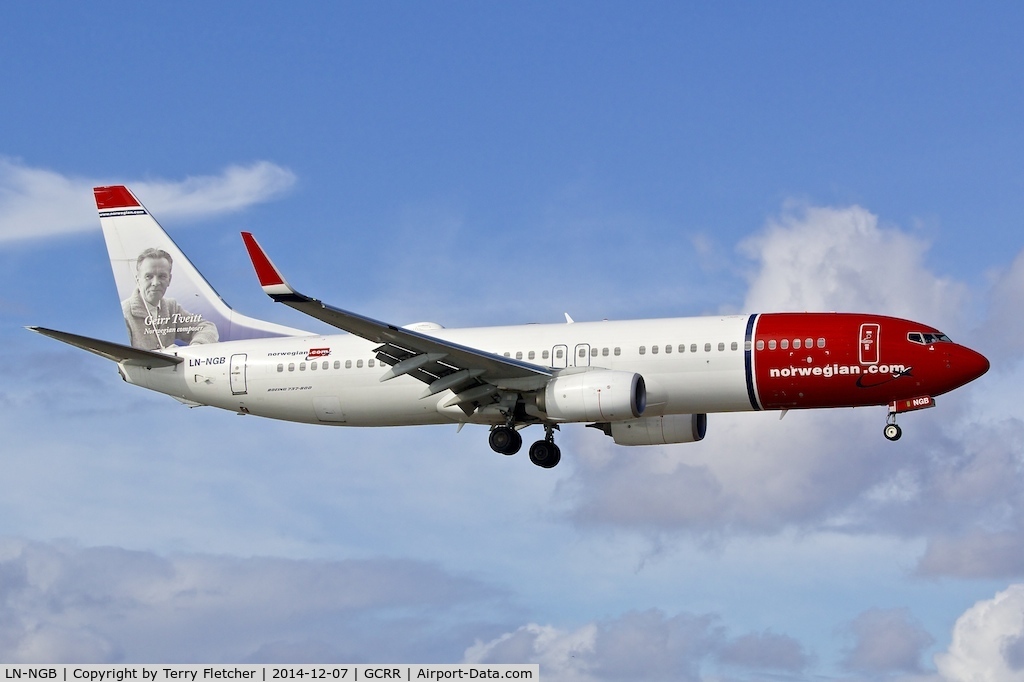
288,363,295,372
793,339,800,350
678,344,685,353
817,338,826,348
639,346,646,355
704,343,712,352
528,351,535,360
556,349,563,359
768,340,777,350
651,345,659,354
334,360,341,369
543,350,550,360
504,352,511,358
299,362,306,371
781,339,789,350
614,347,621,356
277,363,284,373
731,341,738,351
602,348,609,356
718,342,725,351
323,361,329,370
756,340,764,351
665,344,672,354
805,338,813,349
578,348,586,358
311,361,317,371
690,343,697,353
368,359,375,367
591,347,598,356
345,360,352,369
356,359,363,368
516,351,523,360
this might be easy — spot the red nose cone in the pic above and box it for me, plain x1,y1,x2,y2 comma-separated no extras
958,346,990,386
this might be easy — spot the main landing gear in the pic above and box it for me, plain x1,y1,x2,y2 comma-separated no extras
488,425,522,455
488,424,561,468
529,427,561,469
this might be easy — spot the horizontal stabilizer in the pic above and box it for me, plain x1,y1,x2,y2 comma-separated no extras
27,326,183,368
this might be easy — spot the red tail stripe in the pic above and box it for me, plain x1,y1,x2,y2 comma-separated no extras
94,185,140,209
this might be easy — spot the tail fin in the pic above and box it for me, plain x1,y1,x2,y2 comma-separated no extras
95,185,308,350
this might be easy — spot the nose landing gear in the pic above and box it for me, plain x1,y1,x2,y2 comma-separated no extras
883,421,902,441
883,397,935,441
884,406,903,441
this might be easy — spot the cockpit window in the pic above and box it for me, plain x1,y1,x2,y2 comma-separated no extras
908,331,952,344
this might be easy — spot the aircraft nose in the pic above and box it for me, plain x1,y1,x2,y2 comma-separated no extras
956,345,990,384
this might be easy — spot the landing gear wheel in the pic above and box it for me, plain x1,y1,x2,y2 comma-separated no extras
489,426,522,455
884,423,902,441
529,440,561,468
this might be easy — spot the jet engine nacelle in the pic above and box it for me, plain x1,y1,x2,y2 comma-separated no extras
609,413,707,445
539,370,646,423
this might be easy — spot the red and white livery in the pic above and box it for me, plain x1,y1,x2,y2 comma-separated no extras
30,186,990,468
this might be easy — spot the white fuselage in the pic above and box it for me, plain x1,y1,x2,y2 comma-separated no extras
122,315,754,426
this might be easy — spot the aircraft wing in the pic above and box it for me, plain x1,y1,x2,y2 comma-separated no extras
241,233,553,402
27,326,184,368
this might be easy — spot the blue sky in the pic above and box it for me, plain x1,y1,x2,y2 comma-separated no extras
3,2,1024,679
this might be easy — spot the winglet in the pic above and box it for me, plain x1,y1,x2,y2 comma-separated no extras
241,232,296,297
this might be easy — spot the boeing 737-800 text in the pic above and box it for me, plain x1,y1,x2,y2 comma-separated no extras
29,186,990,468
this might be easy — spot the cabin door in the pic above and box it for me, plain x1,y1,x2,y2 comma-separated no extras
859,324,880,365
229,353,248,395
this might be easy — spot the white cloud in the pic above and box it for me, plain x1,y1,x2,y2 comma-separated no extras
936,584,1024,682
0,538,504,663
0,158,296,244
560,202,1024,584
740,203,967,329
978,248,1024,363
717,629,810,672
130,162,297,219
918,530,1024,580
465,610,810,681
567,409,891,535
14,536,828,678
465,623,599,682
841,608,934,674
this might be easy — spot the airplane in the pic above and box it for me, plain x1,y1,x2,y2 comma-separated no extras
28,185,990,469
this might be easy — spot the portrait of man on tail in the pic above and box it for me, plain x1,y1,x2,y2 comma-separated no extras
122,247,218,350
